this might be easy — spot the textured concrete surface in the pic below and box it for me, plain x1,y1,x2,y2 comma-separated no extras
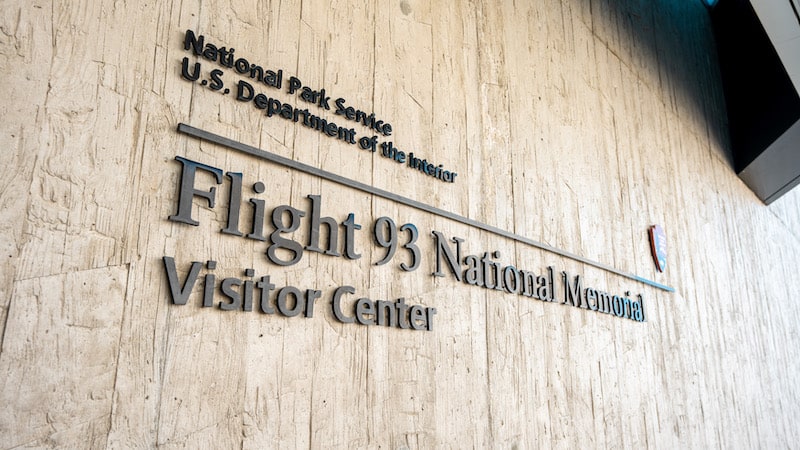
1,0,799,448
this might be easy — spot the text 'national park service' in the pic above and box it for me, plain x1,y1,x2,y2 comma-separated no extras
180,29,458,184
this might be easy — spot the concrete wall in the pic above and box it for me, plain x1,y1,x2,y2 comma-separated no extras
1,0,799,448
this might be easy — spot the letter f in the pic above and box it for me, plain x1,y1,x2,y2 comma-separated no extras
169,156,224,226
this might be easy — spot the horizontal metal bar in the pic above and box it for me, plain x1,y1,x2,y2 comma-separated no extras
177,123,675,293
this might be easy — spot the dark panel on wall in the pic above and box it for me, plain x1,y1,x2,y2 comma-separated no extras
709,0,800,177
